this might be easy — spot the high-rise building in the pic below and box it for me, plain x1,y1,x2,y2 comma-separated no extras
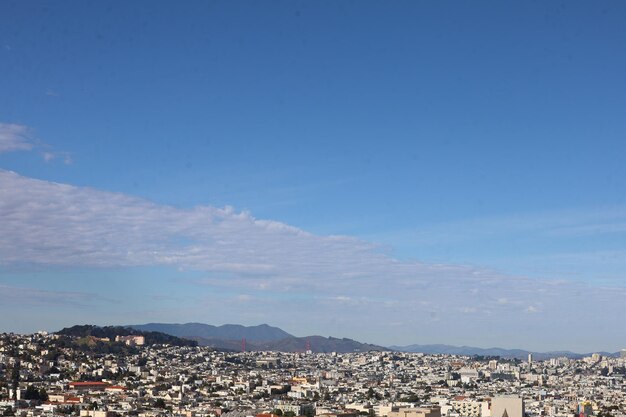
620,349,626,359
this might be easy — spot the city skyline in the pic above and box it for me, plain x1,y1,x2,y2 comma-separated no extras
2,1,626,352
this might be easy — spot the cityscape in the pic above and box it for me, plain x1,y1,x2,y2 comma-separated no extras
1,327,625,417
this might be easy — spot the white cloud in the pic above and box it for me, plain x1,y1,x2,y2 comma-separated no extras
525,305,539,314
42,151,73,164
2,169,626,349
0,123,35,153
0,170,613,304
0,122,72,163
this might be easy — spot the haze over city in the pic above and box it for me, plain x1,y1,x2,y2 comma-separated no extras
1,1,626,352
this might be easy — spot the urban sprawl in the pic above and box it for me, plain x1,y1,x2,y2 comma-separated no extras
1,332,624,417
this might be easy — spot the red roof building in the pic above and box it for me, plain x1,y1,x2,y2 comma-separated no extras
68,382,109,391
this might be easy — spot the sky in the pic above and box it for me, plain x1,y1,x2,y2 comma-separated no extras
1,1,626,353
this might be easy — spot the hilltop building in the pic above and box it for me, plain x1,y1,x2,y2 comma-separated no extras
115,335,145,346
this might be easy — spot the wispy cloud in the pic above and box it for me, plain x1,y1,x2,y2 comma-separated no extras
369,203,626,287
525,305,539,314
0,284,98,307
1,170,626,350
376,206,626,247
0,123,35,153
42,151,73,165
0,122,71,163
0,170,617,302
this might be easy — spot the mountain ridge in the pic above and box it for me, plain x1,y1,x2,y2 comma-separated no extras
129,322,294,341
390,343,619,360
127,322,620,359
128,322,388,353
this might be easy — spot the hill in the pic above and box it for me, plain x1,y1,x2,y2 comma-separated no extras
56,325,197,347
129,322,387,353
129,322,293,341
194,335,388,353
257,335,388,353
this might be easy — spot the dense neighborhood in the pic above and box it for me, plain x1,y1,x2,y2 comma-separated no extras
1,331,625,417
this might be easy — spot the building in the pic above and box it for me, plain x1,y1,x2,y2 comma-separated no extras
115,335,145,346
491,396,524,417
80,411,118,417
459,367,479,383
388,407,441,417
578,402,593,417
450,399,490,417
68,381,109,391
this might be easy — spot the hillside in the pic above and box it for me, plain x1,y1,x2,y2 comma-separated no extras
129,322,387,353
257,335,389,353
56,325,197,347
194,335,388,353
129,322,294,341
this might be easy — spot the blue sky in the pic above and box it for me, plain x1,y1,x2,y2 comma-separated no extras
1,1,626,352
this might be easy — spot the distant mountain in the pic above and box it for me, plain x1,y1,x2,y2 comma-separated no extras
128,322,294,342
129,322,387,353
263,335,388,353
56,325,197,347
390,343,619,360
195,335,389,353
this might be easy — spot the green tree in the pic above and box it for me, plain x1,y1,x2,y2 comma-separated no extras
400,393,419,403
24,385,47,401
10,361,20,401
